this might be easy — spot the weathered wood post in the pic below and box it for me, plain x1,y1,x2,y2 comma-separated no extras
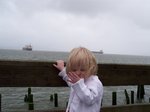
50,94,54,102
24,94,28,102
131,91,134,104
25,87,34,110
28,94,33,103
124,89,130,104
28,87,31,95
137,85,145,101
112,92,117,105
54,93,58,107
28,94,34,110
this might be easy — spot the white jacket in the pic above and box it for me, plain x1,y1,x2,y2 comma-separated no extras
58,68,103,112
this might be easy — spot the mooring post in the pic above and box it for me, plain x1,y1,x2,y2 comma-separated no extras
124,89,130,104
26,87,34,110
137,85,145,101
54,93,58,107
131,91,134,104
112,92,117,105
28,87,31,95
50,94,54,102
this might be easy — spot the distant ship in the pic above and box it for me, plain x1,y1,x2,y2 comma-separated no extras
92,50,103,54
22,44,32,51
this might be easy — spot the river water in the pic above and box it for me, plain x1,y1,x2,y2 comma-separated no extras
0,49,150,111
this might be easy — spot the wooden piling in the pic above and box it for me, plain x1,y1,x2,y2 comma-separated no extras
112,92,117,105
24,94,28,102
137,85,145,101
131,91,134,104
28,103,34,110
54,93,58,107
124,89,130,104
28,94,33,103
25,87,34,110
50,94,54,102
28,87,31,95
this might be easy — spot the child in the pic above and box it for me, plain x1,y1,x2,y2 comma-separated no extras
53,47,103,112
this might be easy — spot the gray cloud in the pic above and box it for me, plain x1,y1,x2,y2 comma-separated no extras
0,0,150,56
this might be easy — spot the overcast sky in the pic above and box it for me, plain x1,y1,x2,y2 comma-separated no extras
0,0,150,56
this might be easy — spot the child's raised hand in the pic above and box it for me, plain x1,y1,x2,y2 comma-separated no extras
53,60,65,71
67,72,81,83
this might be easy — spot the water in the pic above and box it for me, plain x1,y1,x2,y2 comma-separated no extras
0,49,68,62
0,87,70,111
0,86,150,111
0,49,150,111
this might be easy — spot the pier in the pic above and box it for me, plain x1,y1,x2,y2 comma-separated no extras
0,51,150,111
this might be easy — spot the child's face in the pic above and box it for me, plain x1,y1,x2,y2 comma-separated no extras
71,67,87,79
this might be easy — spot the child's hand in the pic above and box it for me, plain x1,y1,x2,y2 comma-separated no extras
53,60,65,71
67,72,81,83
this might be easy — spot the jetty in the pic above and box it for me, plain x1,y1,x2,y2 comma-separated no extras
0,49,150,112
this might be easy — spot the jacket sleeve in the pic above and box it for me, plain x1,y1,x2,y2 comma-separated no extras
58,68,72,87
72,78,103,105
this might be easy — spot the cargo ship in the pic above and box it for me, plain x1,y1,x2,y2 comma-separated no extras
22,44,32,51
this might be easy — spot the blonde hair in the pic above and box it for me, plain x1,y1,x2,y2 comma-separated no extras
66,47,98,78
